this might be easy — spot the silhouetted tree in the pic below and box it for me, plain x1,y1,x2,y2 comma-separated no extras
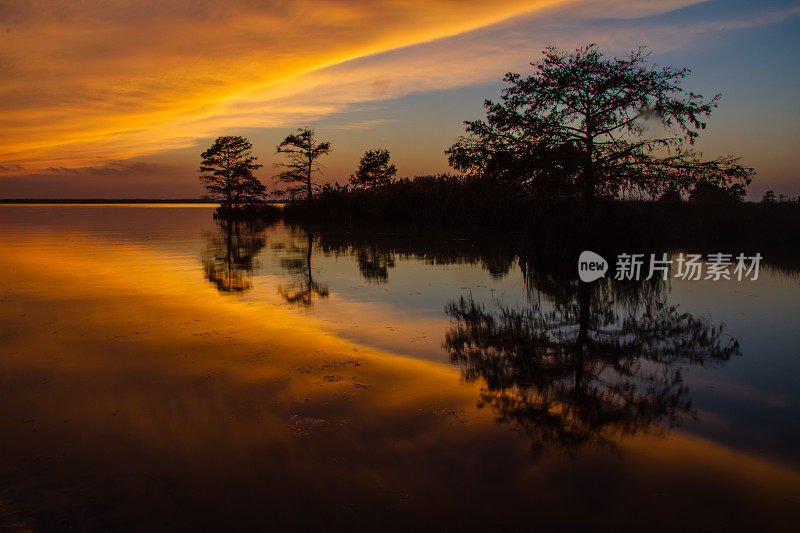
689,181,746,204
446,45,753,207
275,128,332,201
762,190,777,203
199,136,265,209
350,149,397,189
658,185,683,203
728,183,747,202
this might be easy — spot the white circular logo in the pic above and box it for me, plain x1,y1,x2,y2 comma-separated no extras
578,250,608,282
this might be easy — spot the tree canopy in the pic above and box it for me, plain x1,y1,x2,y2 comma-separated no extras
446,45,753,205
198,136,265,209
275,128,332,201
350,148,397,188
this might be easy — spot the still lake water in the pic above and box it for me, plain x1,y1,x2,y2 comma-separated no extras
1,204,798,530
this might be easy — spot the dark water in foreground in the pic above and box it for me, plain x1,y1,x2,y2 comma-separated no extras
0,205,798,530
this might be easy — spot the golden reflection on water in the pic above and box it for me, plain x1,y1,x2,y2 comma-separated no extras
0,210,799,529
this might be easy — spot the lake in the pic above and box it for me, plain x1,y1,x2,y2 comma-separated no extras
1,204,798,530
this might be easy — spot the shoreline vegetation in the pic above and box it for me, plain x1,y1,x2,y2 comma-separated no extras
185,45,795,249
290,194,800,275
284,179,800,236
6,46,798,249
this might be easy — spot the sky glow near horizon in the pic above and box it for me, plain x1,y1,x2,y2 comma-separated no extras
1,0,798,198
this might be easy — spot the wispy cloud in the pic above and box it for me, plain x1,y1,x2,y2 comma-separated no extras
330,119,397,131
0,0,796,192
0,0,563,171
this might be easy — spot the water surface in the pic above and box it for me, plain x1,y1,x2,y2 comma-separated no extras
1,205,798,530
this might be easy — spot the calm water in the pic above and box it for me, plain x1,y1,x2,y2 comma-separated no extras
1,204,799,530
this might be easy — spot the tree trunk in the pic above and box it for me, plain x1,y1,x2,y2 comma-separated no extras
306,156,313,201
583,139,596,214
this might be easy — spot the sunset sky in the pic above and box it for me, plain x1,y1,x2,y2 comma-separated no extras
1,0,798,198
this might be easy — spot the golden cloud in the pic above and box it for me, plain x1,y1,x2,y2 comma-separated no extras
0,0,565,171
2,0,790,179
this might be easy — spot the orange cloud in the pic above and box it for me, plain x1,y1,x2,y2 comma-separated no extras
0,0,566,171
2,0,792,183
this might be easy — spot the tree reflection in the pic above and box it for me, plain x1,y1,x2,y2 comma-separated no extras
355,246,396,284
278,231,329,307
313,229,516,284
202,218,268,293
445,265,740,456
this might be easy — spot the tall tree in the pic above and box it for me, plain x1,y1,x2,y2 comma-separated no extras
198,136,265,209
350,148,397,189
275,128,331,201
446,45,754,207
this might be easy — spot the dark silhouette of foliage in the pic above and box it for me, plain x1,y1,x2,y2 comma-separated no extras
657,185,683,203
283,178,800,265
202,217,268,293
728,183,747,202
762,190,777,203
199,136,265,209
689,181,746,205
275,128,332,201
350,149,397,189
285,174,529,227
446,45,754,206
